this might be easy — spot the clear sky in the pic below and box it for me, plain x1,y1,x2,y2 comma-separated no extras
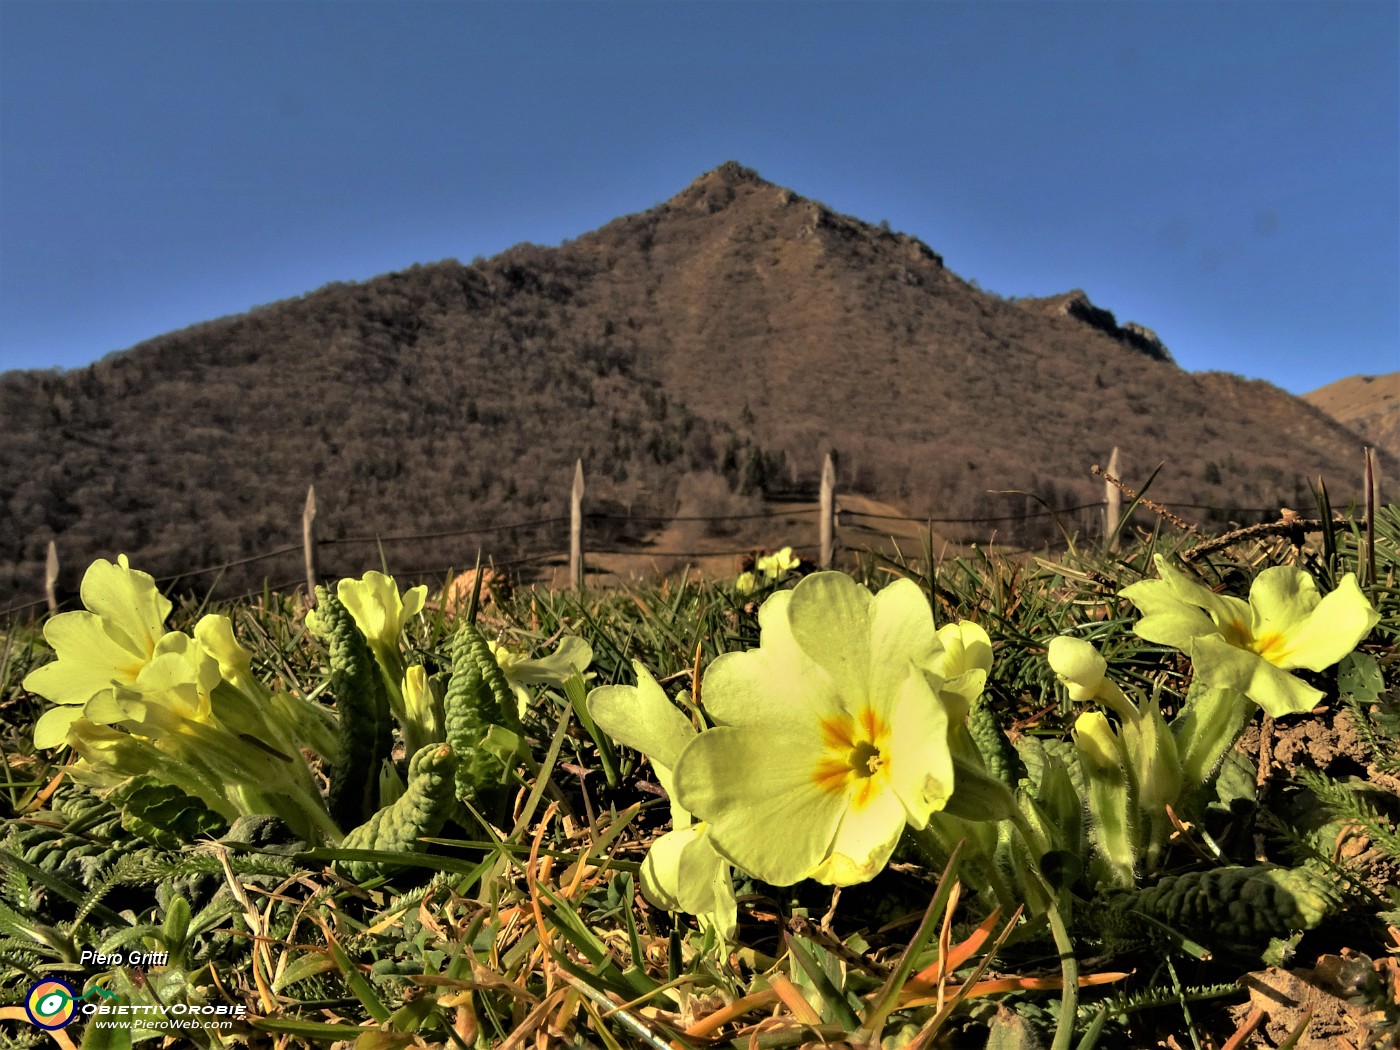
1,1,1396,395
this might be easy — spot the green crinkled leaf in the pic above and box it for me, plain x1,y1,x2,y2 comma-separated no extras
1338,650,1384,705
1015,734,1088,817
108,776,229,850
338,743,458,881
444,624,521,802
1107,864,1340,945
316,586,394,831
1212,750,1257,811
967,694,1026,788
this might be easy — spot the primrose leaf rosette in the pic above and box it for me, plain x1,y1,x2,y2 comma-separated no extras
674,572,954,887
1121,555,1380,717
588,661,736,940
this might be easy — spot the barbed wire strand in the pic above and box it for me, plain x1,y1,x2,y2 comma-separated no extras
587,545,814,559
327,516,569,546
842,501,1277,526
0,499,1286,620
587,507,818,523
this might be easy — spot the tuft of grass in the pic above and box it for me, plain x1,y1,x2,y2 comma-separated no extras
1,510,1396,1047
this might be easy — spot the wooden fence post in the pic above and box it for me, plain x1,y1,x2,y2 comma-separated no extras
1104,446,1122,549
820,452,835,569
570,459,585,591
44,540,59,614
303,484,318,601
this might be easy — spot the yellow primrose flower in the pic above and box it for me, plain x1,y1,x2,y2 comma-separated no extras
755,546,800,579
929,620,993,721
488,635,593,716
588,661,735,939
194,614,260,699
332,571,427,653
24,555,172,706
81,633,220,735
24,556,197,748
734,571,758,595
673,572,953,887
312,571,428,740
1121,555,1380,717
1073,710,1137,887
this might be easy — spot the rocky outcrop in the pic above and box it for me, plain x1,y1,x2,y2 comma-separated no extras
1017,290,1173,362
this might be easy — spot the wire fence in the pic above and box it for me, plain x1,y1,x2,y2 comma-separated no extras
0,492,1284,621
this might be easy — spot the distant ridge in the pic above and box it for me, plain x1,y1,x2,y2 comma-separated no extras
0,161,1384,604
1303,372,1400,463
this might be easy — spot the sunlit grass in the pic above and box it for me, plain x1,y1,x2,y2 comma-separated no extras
1,505,1396,1048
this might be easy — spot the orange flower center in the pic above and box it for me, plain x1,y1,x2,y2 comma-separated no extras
1222,619,1288,665
813,707,891,808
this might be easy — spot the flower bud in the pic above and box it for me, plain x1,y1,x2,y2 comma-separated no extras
1047,636,1108,701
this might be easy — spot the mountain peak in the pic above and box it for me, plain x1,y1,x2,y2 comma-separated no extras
664,161,775,215
694,160,768,190
0,163,1378,606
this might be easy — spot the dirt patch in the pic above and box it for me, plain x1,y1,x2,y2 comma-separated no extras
539,492,968,589
1229,956,1400,1049
1238,707,1371,781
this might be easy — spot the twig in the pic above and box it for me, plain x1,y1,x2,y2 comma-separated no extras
1256,714,1275,803
1179,512,1365,563
1091,465,1198,533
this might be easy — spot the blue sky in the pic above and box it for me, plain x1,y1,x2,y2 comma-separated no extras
1,1,1395,395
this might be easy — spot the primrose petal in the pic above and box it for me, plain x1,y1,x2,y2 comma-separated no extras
700,645,842,730
401,584,427,620
805,785,908,886
674,724,844,886
787,573,938,714
588,661,695,772
32,705,85,749
641,824,737,942
78,555,171,656
641,824,731,912
1253,572,1379,672
1151,555,1252,631
1191,635,1324,716
338,571,415,647
1120,578,1219,651
885,667,954,827
786,572,880,705
1246,566,1322,639
1073,711,1125,771
756,588,795,643
933,621,993,678
514,635,592,684
194,614,254,681
25,614,137,705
